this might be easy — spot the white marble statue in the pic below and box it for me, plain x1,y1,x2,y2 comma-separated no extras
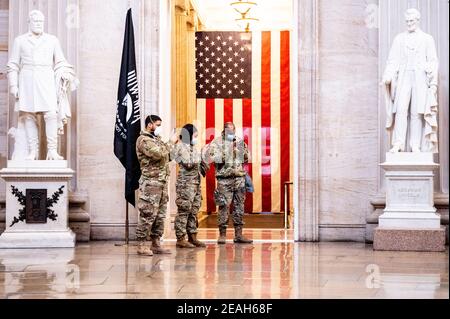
383,8,439,154
7,10,79,161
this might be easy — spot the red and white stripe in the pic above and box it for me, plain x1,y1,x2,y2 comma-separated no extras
195,31,291,213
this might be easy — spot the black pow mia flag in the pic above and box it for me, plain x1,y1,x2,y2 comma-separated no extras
114,8,141,207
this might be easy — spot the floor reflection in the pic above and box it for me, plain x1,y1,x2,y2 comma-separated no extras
0,237,448,299
0,249,77,299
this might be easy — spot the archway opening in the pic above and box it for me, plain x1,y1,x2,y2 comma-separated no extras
169,0,297,241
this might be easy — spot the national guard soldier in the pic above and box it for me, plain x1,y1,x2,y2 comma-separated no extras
205,122,253,245
173,124,208,249
135,115,176,256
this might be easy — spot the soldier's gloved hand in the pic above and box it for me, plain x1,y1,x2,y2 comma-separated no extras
234,141,244,157
236,141,245,152
169,128,179,144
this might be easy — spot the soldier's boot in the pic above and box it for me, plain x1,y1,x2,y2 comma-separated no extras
233,226,253,244
176,236,196,248
45,112,64,161
188,233,206,248
217,227,227,245
137,241,153,256
151,236,172,254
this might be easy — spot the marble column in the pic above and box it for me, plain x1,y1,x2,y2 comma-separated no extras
141,0,160,117
295,0,320,242
296,0,380,242
77,0,174,240
0,0,8,231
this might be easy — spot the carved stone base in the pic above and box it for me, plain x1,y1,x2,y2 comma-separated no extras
367,194,449,244
1,193,91,242
374,227,446,252
373,153,444,252
379,153,440,229
0,160,75,248
0,230,75,248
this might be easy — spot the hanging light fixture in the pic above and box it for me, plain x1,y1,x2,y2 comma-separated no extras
235,13,259,33
230,0,258,15
231,0,259,32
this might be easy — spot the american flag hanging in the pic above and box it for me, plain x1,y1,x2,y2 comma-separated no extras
196,32,252,99
195,31,292,214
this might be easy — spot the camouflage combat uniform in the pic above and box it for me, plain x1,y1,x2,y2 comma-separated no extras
172,142,204,240
135,130,172,242
208,133,249,230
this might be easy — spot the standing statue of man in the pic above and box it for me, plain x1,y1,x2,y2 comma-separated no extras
383,8,439,153
7,10,78,161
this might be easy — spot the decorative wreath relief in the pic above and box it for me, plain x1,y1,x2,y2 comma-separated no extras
10,185,65,227
10,186,26,227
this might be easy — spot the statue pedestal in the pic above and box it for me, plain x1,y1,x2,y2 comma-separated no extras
374,153,445,252
0,161,76,248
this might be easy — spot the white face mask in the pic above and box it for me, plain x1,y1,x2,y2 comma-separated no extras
153,126,162,137
191,138,198,146
226,134,235,141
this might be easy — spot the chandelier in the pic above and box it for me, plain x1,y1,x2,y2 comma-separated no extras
230,0,257,15
235,14,259,33
230,0,259,32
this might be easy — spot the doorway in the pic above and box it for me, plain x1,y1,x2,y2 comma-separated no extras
169,0,296,234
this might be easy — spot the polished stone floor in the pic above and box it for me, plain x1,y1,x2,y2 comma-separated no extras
0,230,448,299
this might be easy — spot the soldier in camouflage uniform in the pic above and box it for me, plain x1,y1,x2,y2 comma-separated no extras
173,124,208,249
135,115,175,256
205,122,253,245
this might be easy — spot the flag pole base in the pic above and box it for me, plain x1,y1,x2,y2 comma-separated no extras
115,201,132,246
